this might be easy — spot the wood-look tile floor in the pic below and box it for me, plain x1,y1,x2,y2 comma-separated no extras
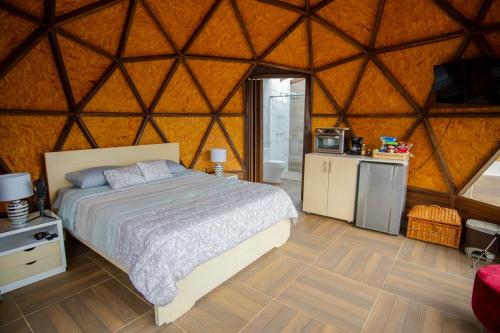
1,212,490,333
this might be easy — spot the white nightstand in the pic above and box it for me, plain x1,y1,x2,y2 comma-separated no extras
0,210,66,295
222,173,238,180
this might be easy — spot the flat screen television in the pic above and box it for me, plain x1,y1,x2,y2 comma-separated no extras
434,57,500,105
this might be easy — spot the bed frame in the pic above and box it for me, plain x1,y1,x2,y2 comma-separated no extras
44,143,291,326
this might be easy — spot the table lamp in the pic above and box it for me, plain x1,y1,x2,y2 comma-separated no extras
210,148,226,176
0,173,33,224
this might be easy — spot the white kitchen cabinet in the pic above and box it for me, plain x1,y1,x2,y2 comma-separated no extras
303,153,358,222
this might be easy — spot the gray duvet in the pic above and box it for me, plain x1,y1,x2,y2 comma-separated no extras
55,171,297,306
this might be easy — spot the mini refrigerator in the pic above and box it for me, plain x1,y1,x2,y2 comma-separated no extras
355,161,408,235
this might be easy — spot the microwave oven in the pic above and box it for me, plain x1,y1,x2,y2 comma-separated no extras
314,127,351,154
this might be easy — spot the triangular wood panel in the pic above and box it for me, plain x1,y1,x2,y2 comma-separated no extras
316,58,364,109
406,124,449,192
124,1,174,57
83,68,142,113
155,117,211,166
0,38,68,110
482,0,500,24
187,60,251,110
58,35,112,104
55,0,98,16
485,32,500,56
311,21,360,67
316,0,379,46
348,117,415,148
83,116,143,147
311,80,337,114
194,120,242,171
375,0,461,47
125,59,174,107
462,41,482,59
349,61,414,114
447,0,483,20
264,21,309,69
220,117,245,161
430,118,500,189
4,0,43,18
0,115,67,177
187,0,252,58
155,62,211,113
236,0,300,56
63,123,92,151
221,87,244,114
145,0,216,50
0,10,38,63
378,38,462,107
61,1,128,54
139,121,164,145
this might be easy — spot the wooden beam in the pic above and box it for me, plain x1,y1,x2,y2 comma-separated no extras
184,54,255,64
0,156,12,174
429,111,500,118
76,117,98,148
343,56,369,113
190,117,216,168
54,0,121,26
0,27,47,79
311,15,367,53
369,0,385,50
44,0,56,23
48,31,76,110
257,0,306,14
402,118,423,141
229,0,257,59
374,31,464,55
133,116,148,145
117,0,137,58
457,142,500,194
122,54,178,63
314,53,365,72
181,0,223,54
0,2,45,25
148,58,181,112
118,63,148,112
310,0,334,14
76,62,118,112
312,112,418,118
216,64,257,115
306,15,314,70
258,16,306,60
141,0,180,54
257,61,311,74
216,117,245,168
313,75,343,114
472,34,496,57
149,117,169,142
52,117,76,151
0,109,72,116
182,59,216,112
55,28,117,61
430,0,471,29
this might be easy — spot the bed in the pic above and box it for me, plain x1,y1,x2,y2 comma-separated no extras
44,143,296,326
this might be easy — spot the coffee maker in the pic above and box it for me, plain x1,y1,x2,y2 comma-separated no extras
350,137,363,155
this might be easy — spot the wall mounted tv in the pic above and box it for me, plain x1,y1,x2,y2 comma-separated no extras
434,57,500,105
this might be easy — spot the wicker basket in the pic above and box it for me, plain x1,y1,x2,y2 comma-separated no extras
407,205,462,248
372,149,410,161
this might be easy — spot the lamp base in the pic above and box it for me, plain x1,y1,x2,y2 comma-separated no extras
6,199,29,225
214,163,224,177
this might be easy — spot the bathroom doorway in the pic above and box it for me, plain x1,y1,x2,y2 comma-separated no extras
245,71,309,209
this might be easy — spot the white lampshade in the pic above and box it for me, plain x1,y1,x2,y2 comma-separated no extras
211,148,226,163
0,173,33,201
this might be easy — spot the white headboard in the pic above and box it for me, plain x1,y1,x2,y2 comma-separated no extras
44,143,180,204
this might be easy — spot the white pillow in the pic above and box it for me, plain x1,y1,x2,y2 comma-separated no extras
137,160,173,182
103,165,146,189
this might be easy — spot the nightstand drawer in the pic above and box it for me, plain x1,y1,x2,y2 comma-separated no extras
0,241,60,271
0,254,62,285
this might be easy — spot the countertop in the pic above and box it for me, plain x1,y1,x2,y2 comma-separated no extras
307,152,409,165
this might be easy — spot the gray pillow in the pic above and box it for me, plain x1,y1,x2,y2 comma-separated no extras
65,166,118,188
165,160,186,174
137,160,173,182
103,165,146,190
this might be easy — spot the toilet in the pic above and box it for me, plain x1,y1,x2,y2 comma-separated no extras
264,160,287,183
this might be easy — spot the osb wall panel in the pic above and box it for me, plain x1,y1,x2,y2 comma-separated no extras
139,121,163,145
194,121,241,171
221,87,244,114
316,0,378,46
311,21,359,68
236,0,300,56
430,118,500,189
61,1,128,54
311,80,336,114
486,32,500,56
125,59,174,107
83,68,142,112
407,124,448,192
145,0,216,50
316,58,363,109
155,63,210,113
0,39,67,110
264,22,309,69
155,117,211,166
83,117,142,147
124,1,174,57
59,35,112,103
0,116,66,178
349,61,414,114
462,41,482,59
187,60,251,109
375,0,460,47
1,0,499,196
63,124,92,151
378,38,462,107
0,10,37,62
187,0,252,59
